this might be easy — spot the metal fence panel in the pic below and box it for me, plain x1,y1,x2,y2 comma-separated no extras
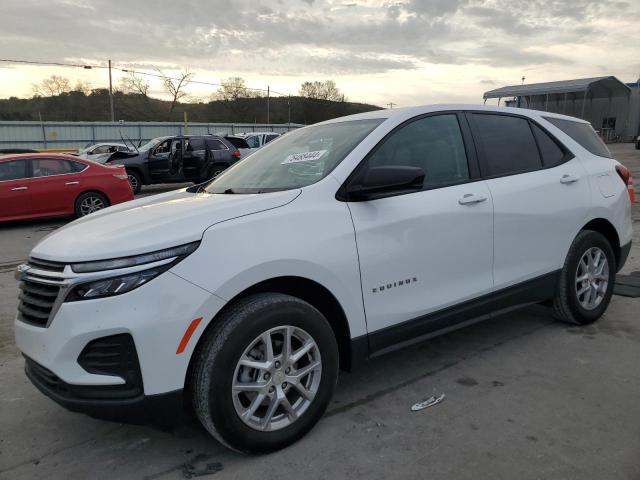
0,121,304,149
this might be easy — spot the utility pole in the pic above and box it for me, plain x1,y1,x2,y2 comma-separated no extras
287,95,291,126
108,59,115,122
267,86,270,124
387,102,396,109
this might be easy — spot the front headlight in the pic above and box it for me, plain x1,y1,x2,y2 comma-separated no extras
71,242,200,273
66,241,200,301
67,266,166,301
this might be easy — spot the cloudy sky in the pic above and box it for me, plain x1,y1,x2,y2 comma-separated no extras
0,0,638,107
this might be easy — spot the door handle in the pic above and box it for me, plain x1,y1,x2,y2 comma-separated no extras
11,186,28,191
65,181,80,185
560,174,580,185
458,193,487,205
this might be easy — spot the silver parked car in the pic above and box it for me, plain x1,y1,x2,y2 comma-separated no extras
74,143,133,163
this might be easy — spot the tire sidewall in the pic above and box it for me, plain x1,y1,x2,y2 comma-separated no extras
127,170,141,194
197,296,339,453
75,192,108,217
563,231,616,323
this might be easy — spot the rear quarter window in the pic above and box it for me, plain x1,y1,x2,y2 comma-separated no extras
544,117,612,158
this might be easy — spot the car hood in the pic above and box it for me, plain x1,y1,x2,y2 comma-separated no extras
31,188,301,262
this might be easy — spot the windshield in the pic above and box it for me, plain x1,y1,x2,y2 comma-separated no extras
205,119,383,193
138,136,171,152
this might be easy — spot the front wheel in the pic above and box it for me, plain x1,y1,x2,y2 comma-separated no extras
191,293,339,454
552,230,616,325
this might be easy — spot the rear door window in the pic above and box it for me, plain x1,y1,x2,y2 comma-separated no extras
265,134,279,143
0,160,28,181
472,114,542,176
187,138,206,151
32,159,76,177
544,117,612,158
531,124,566,167
206,138,228,151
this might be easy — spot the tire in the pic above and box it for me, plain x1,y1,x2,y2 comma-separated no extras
74,192,109,218
552,230,616,325
127,170,142,194
191,293,339,454
196,164,228,184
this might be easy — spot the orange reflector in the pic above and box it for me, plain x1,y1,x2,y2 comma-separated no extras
176,317,203,354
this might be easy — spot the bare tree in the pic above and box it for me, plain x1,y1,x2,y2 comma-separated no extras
118,72,151,97
216,77,252,101
31,75,72,97
156,69,194,119
299,80,344,101
73,80,92,95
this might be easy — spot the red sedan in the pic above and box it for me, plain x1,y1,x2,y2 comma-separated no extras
0,153,134,222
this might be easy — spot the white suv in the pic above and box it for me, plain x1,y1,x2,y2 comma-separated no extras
14,105,633,453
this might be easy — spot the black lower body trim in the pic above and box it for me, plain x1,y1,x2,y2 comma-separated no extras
25,357,185,427
366,270,560,358
618,241,632,272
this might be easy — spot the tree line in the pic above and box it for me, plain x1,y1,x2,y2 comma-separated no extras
0,74,380,124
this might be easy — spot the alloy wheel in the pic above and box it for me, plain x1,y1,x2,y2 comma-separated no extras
79,196,106,216
575,246,609,310
232,325,322,432
127,174,138,192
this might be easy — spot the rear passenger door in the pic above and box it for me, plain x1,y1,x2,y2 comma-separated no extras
29,158,84,216
467,112,590,290
0,159,32,220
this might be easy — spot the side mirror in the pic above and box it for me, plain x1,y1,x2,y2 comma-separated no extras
344,166,425,201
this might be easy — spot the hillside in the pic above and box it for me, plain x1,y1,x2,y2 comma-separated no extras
0,90,382,125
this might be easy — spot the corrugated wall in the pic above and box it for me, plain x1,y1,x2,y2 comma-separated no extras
0,122,303,149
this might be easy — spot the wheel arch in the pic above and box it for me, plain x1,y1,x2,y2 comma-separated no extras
184,276,358,393
580,217,621,268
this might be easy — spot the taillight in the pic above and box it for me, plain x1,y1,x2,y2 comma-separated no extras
113,173,128,180
232,149,241,159
616,164,635,203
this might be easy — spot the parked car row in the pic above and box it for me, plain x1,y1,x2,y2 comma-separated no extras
104,134,243,194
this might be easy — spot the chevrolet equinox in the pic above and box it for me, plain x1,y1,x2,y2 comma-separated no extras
15,105,633,453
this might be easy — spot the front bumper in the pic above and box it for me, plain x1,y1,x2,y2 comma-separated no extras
15,268,224,403
25,355,185,425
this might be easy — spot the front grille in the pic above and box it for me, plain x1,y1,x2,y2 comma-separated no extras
18,280,61,327
27,257,66,272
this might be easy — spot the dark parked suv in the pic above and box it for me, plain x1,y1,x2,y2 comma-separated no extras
108,135,241,193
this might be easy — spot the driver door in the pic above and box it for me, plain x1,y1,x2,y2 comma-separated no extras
148,138,173,180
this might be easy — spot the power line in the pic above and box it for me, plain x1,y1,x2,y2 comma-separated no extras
0,57,290,96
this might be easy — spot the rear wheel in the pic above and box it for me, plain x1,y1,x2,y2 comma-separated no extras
75,192,109,217
191,293,339,454
552,230,615,325
127,170,142,194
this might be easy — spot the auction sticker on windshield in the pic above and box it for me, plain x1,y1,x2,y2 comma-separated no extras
281,150,327,164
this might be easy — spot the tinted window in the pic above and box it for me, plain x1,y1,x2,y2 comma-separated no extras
187,138,206,151
532,124,565,167
245,136,260,148
366,114,469,189
473,114,542,176
32,159,75,177
265,134,279,143
544,117,612,158
206,139,227,151
225,137,250,149
72,161,88,172
0,160,28,181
